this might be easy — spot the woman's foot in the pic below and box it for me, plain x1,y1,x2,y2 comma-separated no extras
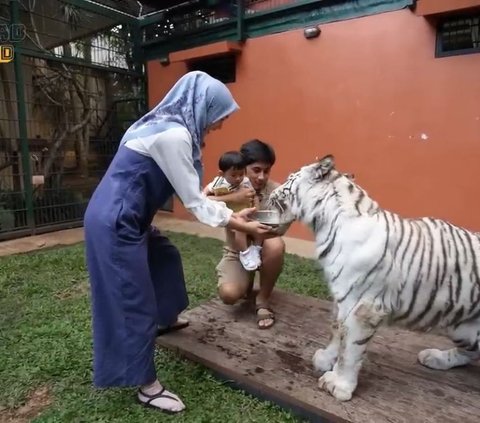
138,379,185,414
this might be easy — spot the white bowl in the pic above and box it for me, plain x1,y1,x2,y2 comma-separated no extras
253,210,281,225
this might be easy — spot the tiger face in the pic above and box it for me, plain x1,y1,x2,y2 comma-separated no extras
268,155,336,223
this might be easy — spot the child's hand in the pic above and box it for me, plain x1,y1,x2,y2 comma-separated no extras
231,187,255,204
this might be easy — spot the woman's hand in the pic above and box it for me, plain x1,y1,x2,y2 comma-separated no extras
235,207,256,221
227,208,275,236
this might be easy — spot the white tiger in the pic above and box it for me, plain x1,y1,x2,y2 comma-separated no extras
267,155,480,402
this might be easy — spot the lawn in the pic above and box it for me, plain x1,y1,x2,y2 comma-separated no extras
0,232,328,422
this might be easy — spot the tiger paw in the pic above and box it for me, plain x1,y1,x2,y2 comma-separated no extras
312,348,336,373
417,348,471,370
418,349,450,370
318,371,355,402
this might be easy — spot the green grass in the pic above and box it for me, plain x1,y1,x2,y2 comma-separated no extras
0,232,328,422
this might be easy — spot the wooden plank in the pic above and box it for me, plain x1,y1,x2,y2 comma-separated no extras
156,291,480,423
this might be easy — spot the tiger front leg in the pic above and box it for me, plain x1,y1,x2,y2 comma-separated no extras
318,302,385,401
313,320,340,372
313,302,340,372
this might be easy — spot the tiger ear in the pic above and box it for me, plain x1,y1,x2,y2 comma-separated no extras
315,154,335,177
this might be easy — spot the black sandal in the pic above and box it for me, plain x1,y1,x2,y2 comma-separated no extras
137,387,184,414
157,318,189,336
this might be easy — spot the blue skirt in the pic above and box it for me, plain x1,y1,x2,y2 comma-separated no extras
84,146,189,387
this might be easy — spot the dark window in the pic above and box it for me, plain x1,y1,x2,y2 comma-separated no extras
187,54,236,83
436,14,480,57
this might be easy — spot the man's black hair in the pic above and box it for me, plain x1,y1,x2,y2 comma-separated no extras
239,139,276,166
218,151,246,172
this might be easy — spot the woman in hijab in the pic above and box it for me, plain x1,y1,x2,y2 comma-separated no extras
83,71,271,414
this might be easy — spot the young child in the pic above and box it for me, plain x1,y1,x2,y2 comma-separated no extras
203,151,263,271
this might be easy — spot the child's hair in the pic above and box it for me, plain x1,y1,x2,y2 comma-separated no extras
218,151,246,172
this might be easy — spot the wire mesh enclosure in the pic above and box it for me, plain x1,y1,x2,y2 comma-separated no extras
0,0,146,240
140,0,298,46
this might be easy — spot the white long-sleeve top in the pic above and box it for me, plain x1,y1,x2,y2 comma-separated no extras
124,127,233,227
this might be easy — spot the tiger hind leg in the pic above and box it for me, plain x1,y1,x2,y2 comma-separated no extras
418,319,480,370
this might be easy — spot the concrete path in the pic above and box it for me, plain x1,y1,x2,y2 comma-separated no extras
0,213,316,259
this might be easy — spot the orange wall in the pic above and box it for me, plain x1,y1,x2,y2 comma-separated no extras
147,9,480,241
416,0,480,16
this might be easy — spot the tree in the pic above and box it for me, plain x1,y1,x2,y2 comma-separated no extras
23,0,95,180
11,0,138,181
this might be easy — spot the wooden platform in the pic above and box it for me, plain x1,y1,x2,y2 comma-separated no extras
156,291,480,423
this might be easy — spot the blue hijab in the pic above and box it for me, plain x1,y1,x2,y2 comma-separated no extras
119,71,239,182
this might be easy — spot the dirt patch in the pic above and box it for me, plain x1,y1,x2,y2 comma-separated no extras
197,327,218,344
215,344,245,359
275,350,308,374
54,279,89,300
283,341,297,349
0,386,52,423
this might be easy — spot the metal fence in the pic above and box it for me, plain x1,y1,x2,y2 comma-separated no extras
0,0,146,240
140,0,304,46
139,0,351,59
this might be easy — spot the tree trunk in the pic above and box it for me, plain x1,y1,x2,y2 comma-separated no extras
76,40,93,179
62,43,83,174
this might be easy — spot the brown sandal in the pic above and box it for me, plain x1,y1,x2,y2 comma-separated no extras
256,305,275,329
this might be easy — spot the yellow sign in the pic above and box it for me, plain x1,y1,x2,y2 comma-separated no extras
0,45,14,63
